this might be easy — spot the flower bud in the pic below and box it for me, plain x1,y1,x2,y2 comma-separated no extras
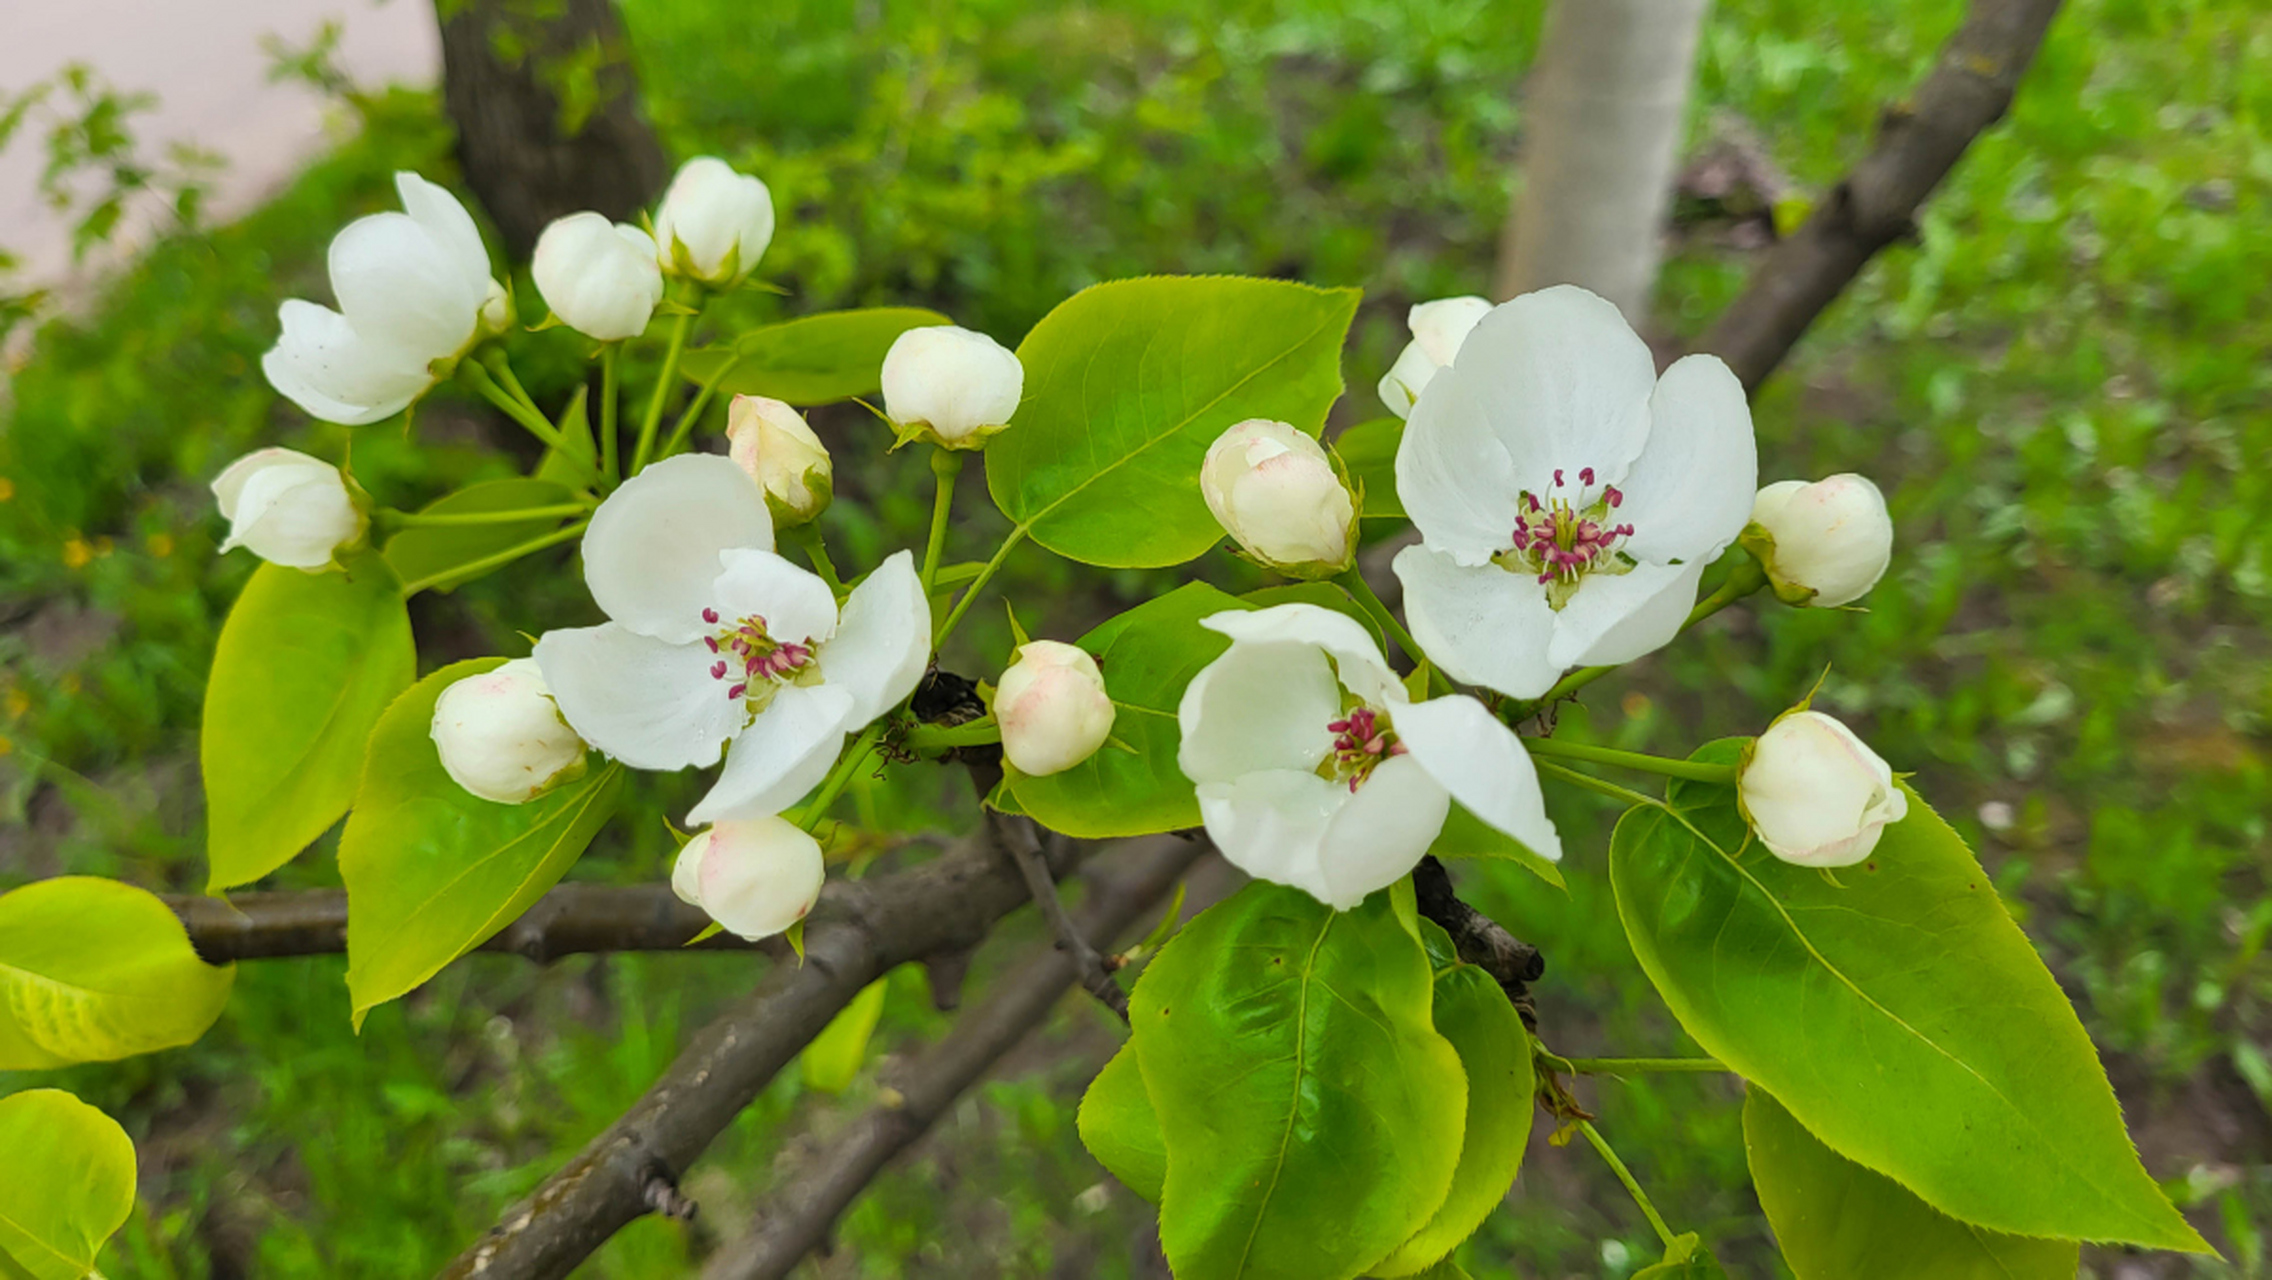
1200,419,1356,577
995,640,1115,777
532,212,664,342
211,447,364,569
1747,474,1894,607
880,325,1023,449
1377,295,1491,419
669,816,825,940
430,658,587,804
1738,710,1909,868
652,157,776,286
726,395,832,527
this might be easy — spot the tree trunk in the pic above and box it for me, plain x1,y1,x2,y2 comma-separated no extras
436,0,668,261
1494,0,1713,320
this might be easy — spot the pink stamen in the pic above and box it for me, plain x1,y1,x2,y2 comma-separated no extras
710,660,728,680
702,607,719,624
1580,467,1596,485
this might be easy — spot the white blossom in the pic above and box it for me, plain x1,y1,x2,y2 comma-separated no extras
652,157,775,286
1177,603,1561,910
1739,710,1909,868
1393,285,1758,700
262,173,502,425
533,454,929,825
210,447,364,569
880,325,1023,449
531,212,664,342
1378,295,1491,420
726,395,832,527
1749,474,1893,607
670,816,825,940
995,640,1115,777
430,659,587,804
1199,419,1356,576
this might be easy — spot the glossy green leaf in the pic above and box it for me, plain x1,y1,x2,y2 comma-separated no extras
1610,741,2205,1251
1632,1233,1729,1278
1332,417,1405,519
1744,1087,2081,1280
1133,881,1466,1280
988,276,1361,568
202,549,416,890
382,477,580,594
1078,1041,1166,1203
341,659,623,1027
1427,800,1564,890
802,977,889,1094
676,307,950,405
535,384,597,486
0,1090,135,1280
0,878,233,1069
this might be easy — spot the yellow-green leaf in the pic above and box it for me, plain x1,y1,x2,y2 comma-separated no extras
801,977,889,1094
0,1089,135,1280
0,877,233,1069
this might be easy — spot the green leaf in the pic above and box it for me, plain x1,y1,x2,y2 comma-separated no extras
0,1090,135,1280
1610,740,2206,1252
677,307,951,405
1133,881,1466,1280
0,878,233,1068
1427,800,1565,891
201,549,416,890
1078,1041,1167,1203
802,977,889,1094
1632,1233,1729,1278
1332,417,1405,520
535,385,597,486
1744,1087,2080,1280
382,478,580,594
341,659,623,1027
987,276,1361,568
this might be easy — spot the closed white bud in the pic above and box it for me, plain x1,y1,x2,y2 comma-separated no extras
211,447,364,569
669,816,825,940
1377,295,1491,420
652,157,776,286
1200,419,1356,577
880,325,1023,449
726,395,832,526
1749,475,1894,607
1739,710,1909,868
532,212,664,341
995,640,1115,777
430,658,587,804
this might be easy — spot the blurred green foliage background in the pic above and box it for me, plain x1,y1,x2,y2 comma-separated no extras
1,0,2267,1274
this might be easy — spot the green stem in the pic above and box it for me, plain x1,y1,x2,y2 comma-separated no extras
631,310,694,476
902,716,1000,753
398,521,588,596
920,448,964,597
1578,1120,1677,1248
1524,559,1769,711
1558,1056,1729,1076
795,722,888,832
1335,567,1452,696
1524,736,1734,784
935,525,1027,646
657,353,741,461
1533,759,1664,810
382,503,591,528
460,363,601,486
484,348,536,408
599,342,621,485
787,524,843,595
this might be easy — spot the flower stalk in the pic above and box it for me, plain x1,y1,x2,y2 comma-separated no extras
631,308,696,475
921,449,964,597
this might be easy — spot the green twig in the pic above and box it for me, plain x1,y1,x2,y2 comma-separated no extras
795,722,889,832
1533,760,1664,810
631,310,695,475
1524,736,1734,784
1577,1120,1677,1248
459,362,602,487
1555,1055,1729,1076
398,521,588,596
599,342,621,485
657,351,742,461
381,503,591,528
920,449,964,597
934,525,1028,647
787,524,843,595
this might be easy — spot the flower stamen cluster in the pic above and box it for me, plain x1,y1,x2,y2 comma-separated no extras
700,607,818,709
1496,467,1637,608
1323,705,1407,792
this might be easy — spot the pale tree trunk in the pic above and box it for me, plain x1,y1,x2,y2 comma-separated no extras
1494,0,1713,320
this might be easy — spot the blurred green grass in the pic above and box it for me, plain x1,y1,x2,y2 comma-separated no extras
2,0,2268,1275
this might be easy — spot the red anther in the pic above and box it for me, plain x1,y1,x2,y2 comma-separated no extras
1553,469,1565,487
702,607,720,624
710,660,728,680
1580,466,1596,485
1605,486,1622,507
727,682,748,700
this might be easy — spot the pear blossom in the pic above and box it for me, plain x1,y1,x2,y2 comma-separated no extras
1392,286,1758,700
1378,295,1491,419
670,816,825,940
1748,474,1894,607
1739,710,1908,868
211,447,364,569
1177,603,1562,910
880,325,1024,449
532,454,930,824
531,212,664,341
995,640,1115,777
652,156,776,286
430,658,587,804
1199,419,1356,577
726,395,832,527
262,172,504,425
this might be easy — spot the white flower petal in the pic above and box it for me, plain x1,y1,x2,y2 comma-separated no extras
711,549,841,647
261,300,432,424
1315,754,1450,910
582,454,773,644
1196,770,1343,904
1376,338,1434,420
1176,639,1341,786
685,683,857,825
1392,545,1561,699
1551,559,1705,671
328,211,485,361
1394,358,1524,565
1408,295,1493,368
670,830,708,905
533,623,746,771
220,460,361,568
1462,286,1658,489
816,551,931,726
1617,355,1758,564
1395,695,1562,862
393,172,493,298
1199,603,1401,709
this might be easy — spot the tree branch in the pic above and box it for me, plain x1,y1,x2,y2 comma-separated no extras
991,812,1131,1021
700,837,1210,1280
1698,0,2063,392
1412,856,1545,1027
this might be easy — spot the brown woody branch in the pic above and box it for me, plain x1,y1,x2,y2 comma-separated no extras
1413,856,1544,1028
992,812,1132,1021
701,837,1209,1280
1699,0,2063,392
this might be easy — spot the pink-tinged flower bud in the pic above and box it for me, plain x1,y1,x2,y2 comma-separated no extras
726,395,832,527
653,157,775,285
1748,474,1894,607
880,325,1023,449
532,212,663,341
995,640,1115,777
1200,419,1356,577
669,816,825,940
1739,710,1909,868
1378,295,1491,419
210,447,364,570
430,658,587,804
